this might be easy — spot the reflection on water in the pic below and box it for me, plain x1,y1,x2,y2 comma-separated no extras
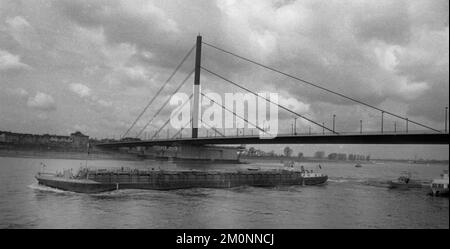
0,156,448,228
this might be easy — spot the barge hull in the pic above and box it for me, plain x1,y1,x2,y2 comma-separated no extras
36,175,117,193
36,171,328,193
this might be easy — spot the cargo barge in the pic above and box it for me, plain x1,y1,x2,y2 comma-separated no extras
35,167,328,193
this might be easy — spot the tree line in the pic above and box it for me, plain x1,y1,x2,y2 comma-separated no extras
242,146,370,161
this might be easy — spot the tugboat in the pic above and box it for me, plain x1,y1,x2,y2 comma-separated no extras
430,170,449,197
388,172,422,189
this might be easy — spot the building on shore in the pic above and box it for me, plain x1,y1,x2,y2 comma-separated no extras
70,132,89,148
0,130,89,150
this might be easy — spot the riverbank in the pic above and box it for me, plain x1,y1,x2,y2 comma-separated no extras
1,149,446,165
0,149,140,161
2,151,369,164
240,155,373,165
240,156,448,165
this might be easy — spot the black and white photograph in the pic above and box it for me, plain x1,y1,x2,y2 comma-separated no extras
0,0,448,235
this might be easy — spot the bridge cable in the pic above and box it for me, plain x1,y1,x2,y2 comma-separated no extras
195,95,227,137
202,121,226,137
173,111,226,138
151,94,193,140
201,67,337,134
121,44,196,139
136,69,195,138
197,105,225,137
156,90,266,140
201,92,269,135
171,117,194,139
202,41,441,133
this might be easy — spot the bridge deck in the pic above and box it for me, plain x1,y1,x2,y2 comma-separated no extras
96,132,449,148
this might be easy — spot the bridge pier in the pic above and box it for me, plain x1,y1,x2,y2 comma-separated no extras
98,143,242,163
152,144,241,163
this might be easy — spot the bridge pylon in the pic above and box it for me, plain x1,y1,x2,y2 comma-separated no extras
192,35,202,138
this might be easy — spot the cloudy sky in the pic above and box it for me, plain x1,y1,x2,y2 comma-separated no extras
0,0,448,159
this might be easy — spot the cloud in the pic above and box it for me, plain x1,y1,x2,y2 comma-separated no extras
95,41,158,88
27,92,57,111
105,64,153,88
68,82,113,109
0,0,447,139
0,49,30,70
97,99,112,107
122,66,149,82
279,95,310,114
394,78,429,100
55,0,181,59
6,87,29,97
5,16,31,30
69,83,92,97
353,0,411,45
3,15,41,50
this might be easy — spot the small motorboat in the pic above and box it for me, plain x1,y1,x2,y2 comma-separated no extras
388,172,422,189
355,164,362,168
430,170,449,197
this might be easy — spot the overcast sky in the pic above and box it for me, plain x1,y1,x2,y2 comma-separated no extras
0,0,448,159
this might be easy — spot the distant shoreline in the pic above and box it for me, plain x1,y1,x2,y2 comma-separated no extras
240,156,448,165
0,149,140,161
0,149,447,165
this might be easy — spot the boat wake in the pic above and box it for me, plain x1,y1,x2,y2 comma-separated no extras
328,179,351,183
328,177,366,184
328,177,432,189
29,184,155,197
328,177,393,188
28,183,68,193
364,179,391,188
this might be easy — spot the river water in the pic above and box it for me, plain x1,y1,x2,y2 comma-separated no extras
0,156,448,228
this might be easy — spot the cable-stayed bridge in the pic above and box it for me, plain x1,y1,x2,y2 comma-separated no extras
96,36,448,159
